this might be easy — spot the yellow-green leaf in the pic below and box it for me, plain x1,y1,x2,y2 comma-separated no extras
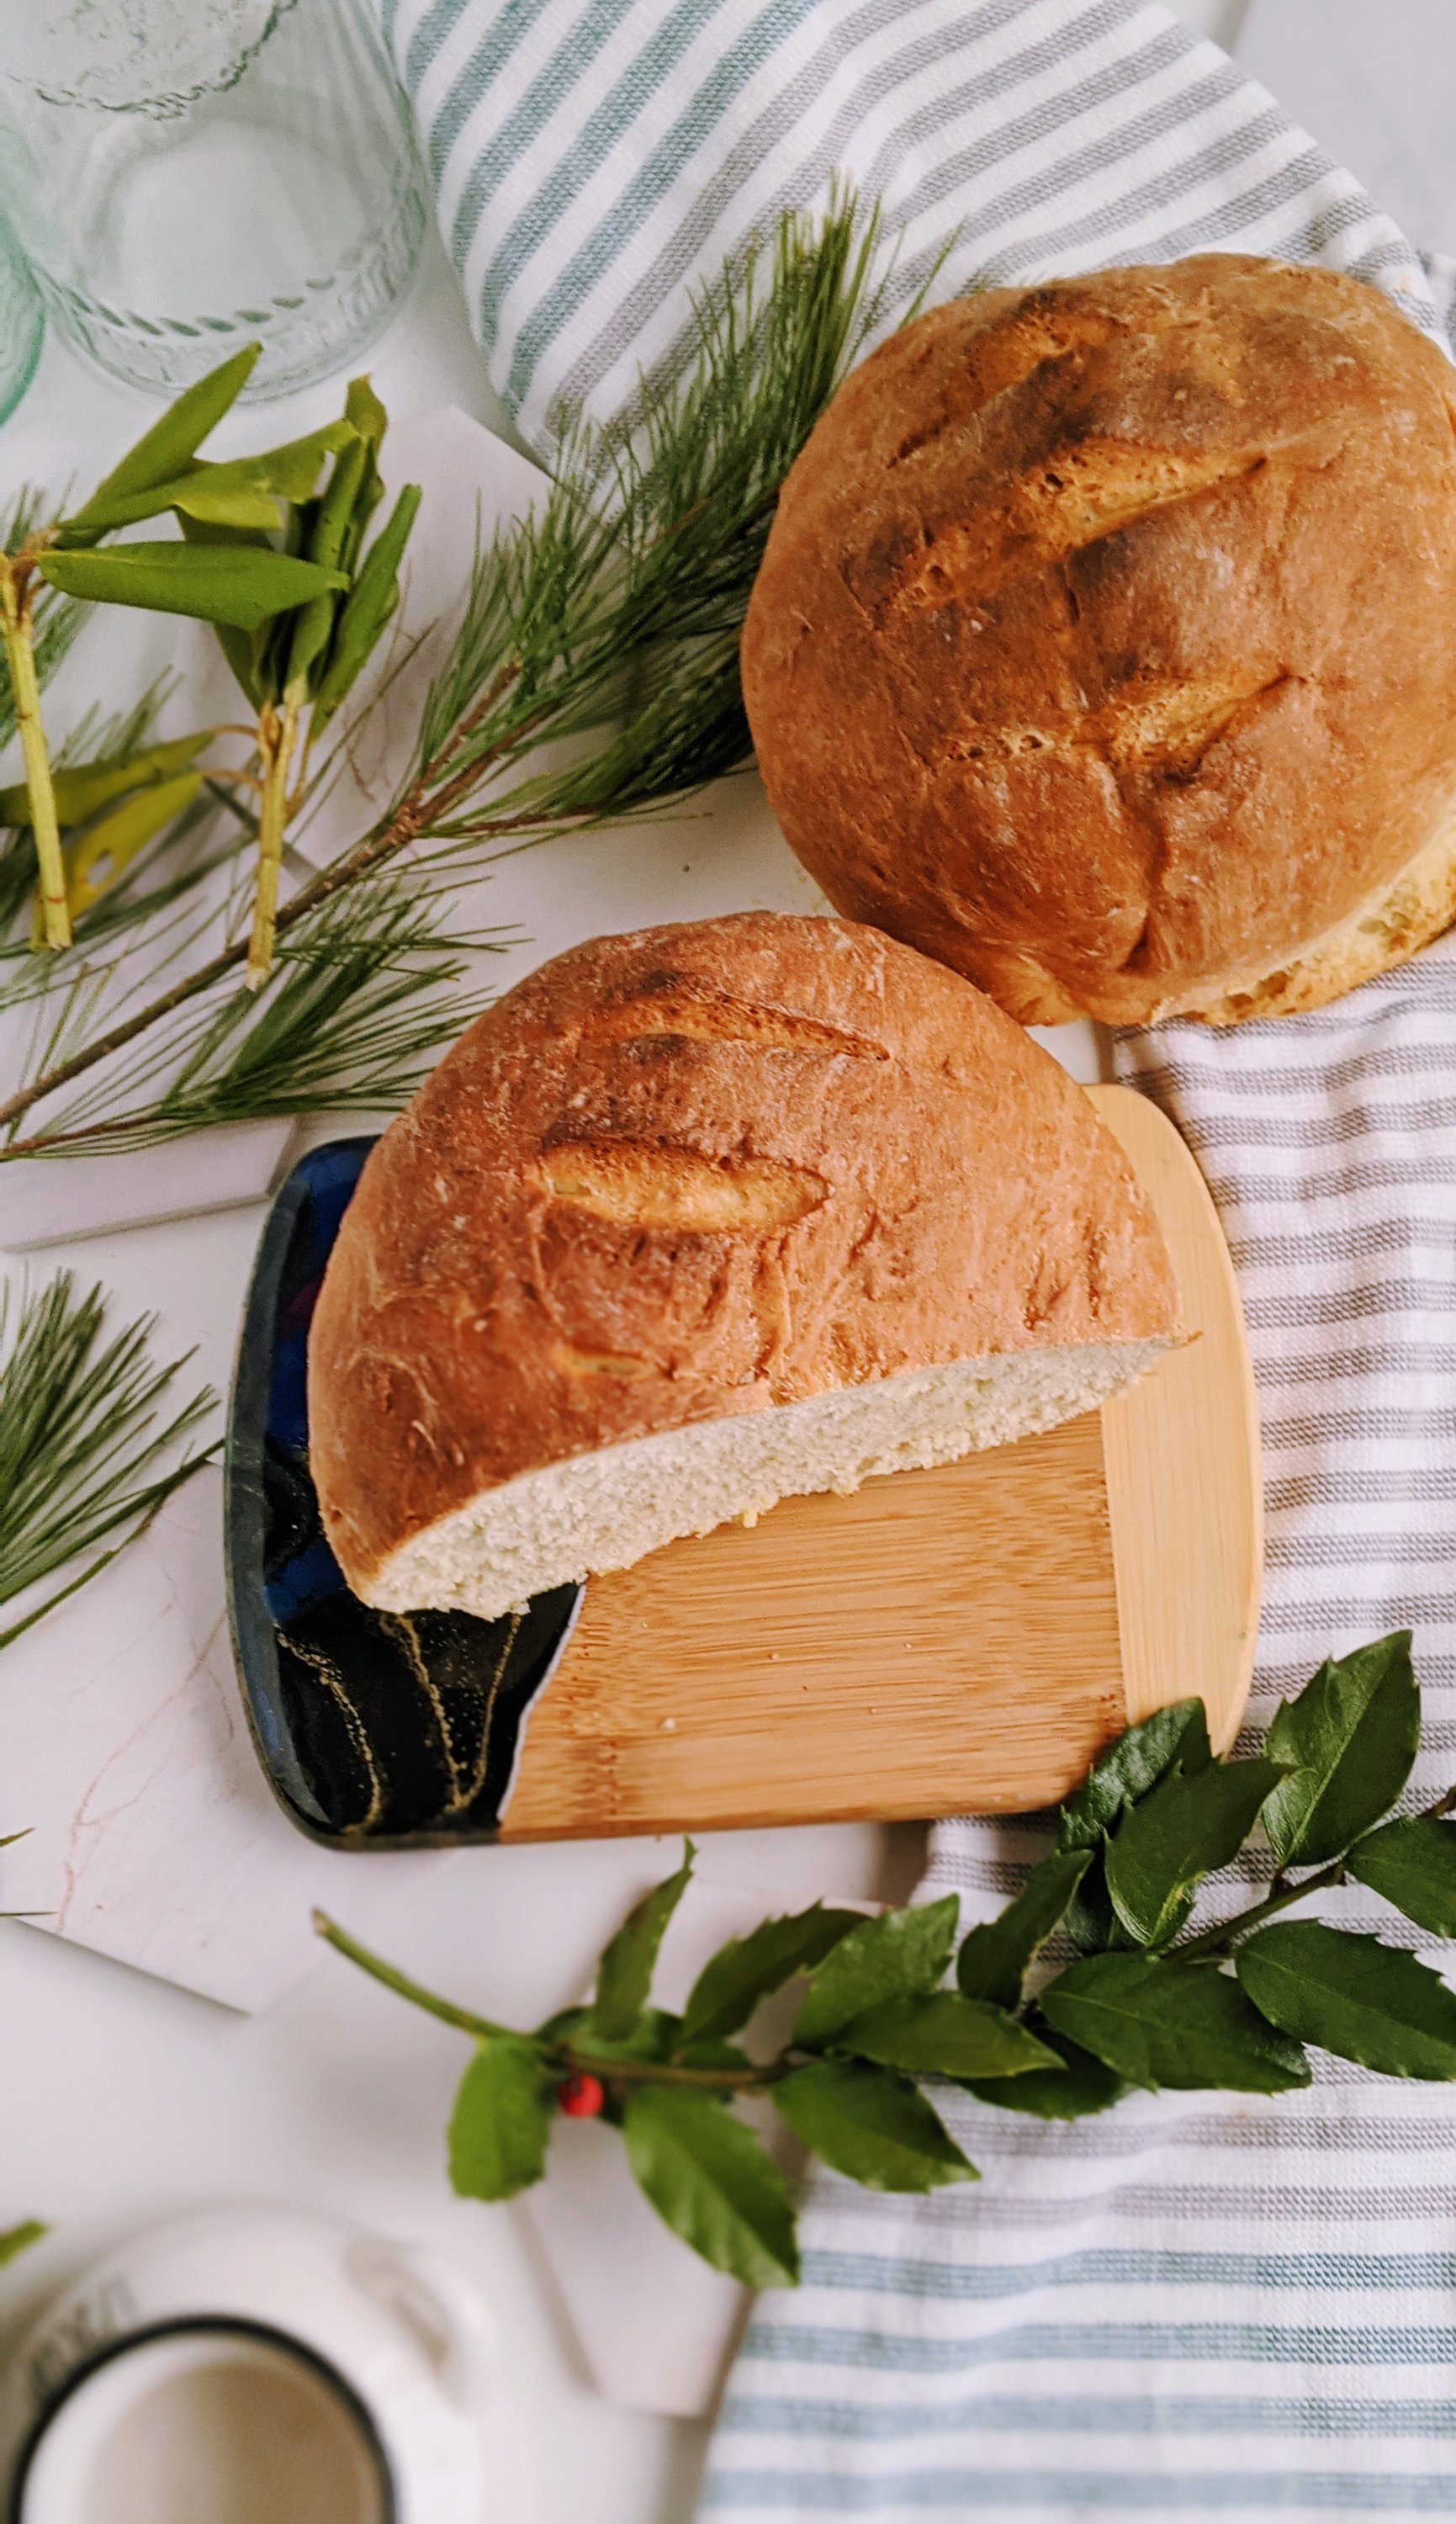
310,481,421,724
0,729,213,830
57,345,261,544
62,772,203,916
38,543,348,632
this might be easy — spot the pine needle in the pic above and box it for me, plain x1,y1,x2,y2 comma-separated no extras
0,1271,218,1647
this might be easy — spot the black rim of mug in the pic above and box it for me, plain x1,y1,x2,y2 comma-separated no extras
6,2314,397,2521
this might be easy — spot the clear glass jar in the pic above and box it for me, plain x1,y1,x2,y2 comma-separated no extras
0,0,427,401
0,207,43,427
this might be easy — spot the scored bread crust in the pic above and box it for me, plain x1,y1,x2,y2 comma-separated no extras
741,256,1456,1026
308,912,1177,1606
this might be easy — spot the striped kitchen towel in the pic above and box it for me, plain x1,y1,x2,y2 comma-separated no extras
375,1,1456,2513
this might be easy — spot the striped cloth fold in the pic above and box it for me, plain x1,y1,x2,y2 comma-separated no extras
376,1,1456,2512
378,0,1453,449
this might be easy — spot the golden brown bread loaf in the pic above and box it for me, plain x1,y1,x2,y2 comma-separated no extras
742,255,1456,1026
308,912,1176,1620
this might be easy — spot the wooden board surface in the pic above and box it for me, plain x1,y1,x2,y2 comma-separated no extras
499,1085,1262,1840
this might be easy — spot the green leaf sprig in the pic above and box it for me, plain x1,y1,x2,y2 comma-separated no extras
0,345,420,980
318,1631,1456,2288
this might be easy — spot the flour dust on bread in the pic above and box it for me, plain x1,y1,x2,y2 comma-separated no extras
742,256,1456,1027
308,914,1177,1619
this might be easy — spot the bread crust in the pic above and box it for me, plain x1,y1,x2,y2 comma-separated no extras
741,256,1456,1026
308,913,1176,1593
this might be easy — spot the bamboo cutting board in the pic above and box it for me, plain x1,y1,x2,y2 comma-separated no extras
497,1084,1263,1838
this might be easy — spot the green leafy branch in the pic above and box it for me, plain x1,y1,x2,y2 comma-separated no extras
0,1270,218,1650
0,189,908,1164
319,1632,1456,2288
0,343,420,980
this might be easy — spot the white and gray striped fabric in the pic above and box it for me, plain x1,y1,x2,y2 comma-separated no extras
375,1,1456,2511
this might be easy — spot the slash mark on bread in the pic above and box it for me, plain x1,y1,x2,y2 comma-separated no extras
539,1140,828,1233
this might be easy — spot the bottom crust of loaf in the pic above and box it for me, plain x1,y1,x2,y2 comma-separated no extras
1179,780,1456,1026
358,1337,1173,1620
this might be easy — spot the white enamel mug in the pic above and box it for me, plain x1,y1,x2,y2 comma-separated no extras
0,2207,526,2522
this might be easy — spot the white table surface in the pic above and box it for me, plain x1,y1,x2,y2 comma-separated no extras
0,2,1407,2514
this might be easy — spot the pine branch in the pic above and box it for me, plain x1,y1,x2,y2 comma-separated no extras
3,869,509,1159
0,1272,217,1644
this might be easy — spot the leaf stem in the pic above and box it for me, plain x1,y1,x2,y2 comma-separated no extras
1,558,69,952
246,695,299,989
567,2051,787,2093
1173,1779,1456,1962
313,1911,515,2041
1172,1862,1348,1961
315,1911,788,2092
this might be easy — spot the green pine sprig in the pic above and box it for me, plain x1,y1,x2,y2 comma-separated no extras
319,1632,1456,2288
0,1271,218,1650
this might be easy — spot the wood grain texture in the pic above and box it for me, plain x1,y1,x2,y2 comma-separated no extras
499,1084,1260,1840
1091,1084,1263,1752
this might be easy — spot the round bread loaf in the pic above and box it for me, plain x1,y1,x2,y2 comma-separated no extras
309,912,1176,1619
742,256,1456,1026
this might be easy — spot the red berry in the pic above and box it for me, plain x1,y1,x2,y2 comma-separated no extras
557,2071,606,2118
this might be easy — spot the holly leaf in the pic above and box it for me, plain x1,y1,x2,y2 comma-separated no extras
772,2057,976,2193
447,2038,553,2202
1262,1634,1419,1868
838,1991,1060,2079
0,2221,45,2268
680,1902,860,2047
622,2087,799,2287
1105,1758,1285,1949
1347,1816,1456,1937
1057,1699,1209,1852
587,1843,694,2043
960,2018,1127,2120
1041,1954,1310,2092
56,344,261,544
1237,1921,1456,2079
793,1895,958,2049
38,543,348,632
956,1850,1092,2007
